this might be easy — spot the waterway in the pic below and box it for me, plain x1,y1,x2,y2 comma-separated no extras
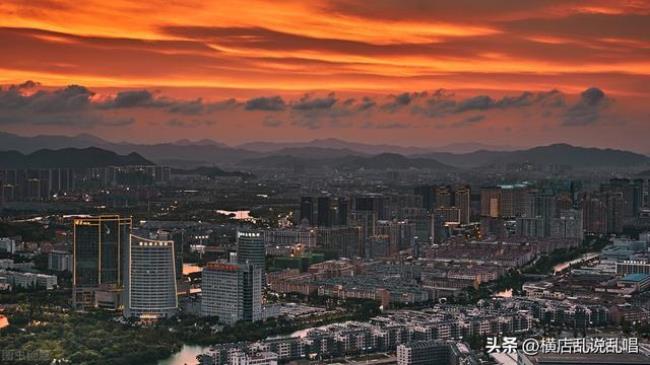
552,252,599,274
215,210,252,220
158,345,210,365
160,326,327,364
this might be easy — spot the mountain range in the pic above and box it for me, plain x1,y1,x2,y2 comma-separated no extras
0,132,647,170
0,147,152,168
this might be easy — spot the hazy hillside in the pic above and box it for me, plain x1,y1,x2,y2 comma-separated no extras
0,147,153,168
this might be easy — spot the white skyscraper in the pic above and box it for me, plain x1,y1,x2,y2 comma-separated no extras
124,234,178,320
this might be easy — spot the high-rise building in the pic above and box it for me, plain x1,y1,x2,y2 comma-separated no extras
499,184,528,218
350,210,377,258
317,196,332,227
535,192,556,237
414,185,436,212
376,220,416,256
316,226,362,258
432,213,449,244
551,209,584,241
201,262,262,324
605,191,625,233
124,234,178,320
480,187,501,218
433,207,461,225
516,217,545,238
73,215,131,309
337,197,349,226
435,185,452,208
480,216,506,239
236,230,266,272
403,208,434,246
454,185,471,224
581,193,608,234
354,195,386,219
606,178,642,219
299,197,314,225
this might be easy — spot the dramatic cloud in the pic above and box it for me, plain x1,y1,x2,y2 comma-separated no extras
0,82,230,127
410,89,567,117
0,79,642,151
245,96,286,111
292,93,337,110
357,97,376,111
100,90,166,109
0,1,646,150
381,92,424,113
563,87,612,126
168,98,239,115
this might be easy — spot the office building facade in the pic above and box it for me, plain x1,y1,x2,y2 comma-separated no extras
124,234,178,320
201,262,262,324
72,215,132,309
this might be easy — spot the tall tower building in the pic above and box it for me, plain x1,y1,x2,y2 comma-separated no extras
317,196,332,227
337,197,349,226
299,197,314,225
551,209,584,242
73,215,131,309
201,262,262,324
435,185,453,208
236,230,266,271
454,185,471,225
536,192,557,237
414,185,436,212
605,191,625,233
581,193,608,234
480,187,501,218
124,235,178,320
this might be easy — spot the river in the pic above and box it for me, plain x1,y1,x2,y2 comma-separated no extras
159,326,325,364
158,345,210,365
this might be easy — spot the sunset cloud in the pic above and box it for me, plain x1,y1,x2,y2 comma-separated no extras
0,0,647,151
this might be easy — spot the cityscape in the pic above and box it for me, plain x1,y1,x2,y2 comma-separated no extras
1,1,650,365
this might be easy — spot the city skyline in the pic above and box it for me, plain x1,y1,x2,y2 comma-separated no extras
2,3,650,365
0,1,649,151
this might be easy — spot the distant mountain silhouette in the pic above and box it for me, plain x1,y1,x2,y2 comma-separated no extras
0,147,153,168
415,144,649,168
237,138,434,155
0,132,257,167
0,131,109,152
265,147,368,159
0,132,647,169
173,138,229,148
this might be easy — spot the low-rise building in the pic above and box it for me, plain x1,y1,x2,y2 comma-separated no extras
0,238,16,254
48,250,73,272
0,269,57,289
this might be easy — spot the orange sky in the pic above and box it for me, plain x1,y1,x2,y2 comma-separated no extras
0,0,649,151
